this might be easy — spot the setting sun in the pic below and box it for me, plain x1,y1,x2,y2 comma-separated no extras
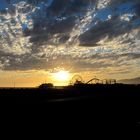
52,70,70,82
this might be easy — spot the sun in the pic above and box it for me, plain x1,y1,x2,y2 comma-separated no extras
52,70,70,81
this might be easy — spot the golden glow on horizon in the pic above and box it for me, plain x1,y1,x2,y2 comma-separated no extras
52,70,70,82
50,70,71,86
0,69,139,87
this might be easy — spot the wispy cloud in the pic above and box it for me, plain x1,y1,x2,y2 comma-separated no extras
0,0,140,77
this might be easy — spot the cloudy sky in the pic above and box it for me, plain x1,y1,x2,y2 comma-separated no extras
0,0,140,86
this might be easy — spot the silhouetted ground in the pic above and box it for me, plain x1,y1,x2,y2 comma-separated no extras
0,84,140,130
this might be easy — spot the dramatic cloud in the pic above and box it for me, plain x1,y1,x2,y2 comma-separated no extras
0,0,140,76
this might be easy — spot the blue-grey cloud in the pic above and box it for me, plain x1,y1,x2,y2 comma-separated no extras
0,0,140,76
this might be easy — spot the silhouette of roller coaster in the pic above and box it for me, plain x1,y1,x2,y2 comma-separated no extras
86,78,101,84
70,75,117,85
70,75,84,85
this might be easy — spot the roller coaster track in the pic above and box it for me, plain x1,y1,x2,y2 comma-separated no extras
70,75,117,85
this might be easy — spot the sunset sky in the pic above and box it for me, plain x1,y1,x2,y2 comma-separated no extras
0,0,140,87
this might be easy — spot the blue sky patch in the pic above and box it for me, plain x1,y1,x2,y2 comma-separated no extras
115,2,134,16
95,8,112,21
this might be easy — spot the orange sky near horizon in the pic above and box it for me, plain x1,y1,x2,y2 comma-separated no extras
0,1,140,87
0,69,140,87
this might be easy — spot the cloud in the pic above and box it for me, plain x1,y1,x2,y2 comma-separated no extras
0,0,140,77
0,1,34,55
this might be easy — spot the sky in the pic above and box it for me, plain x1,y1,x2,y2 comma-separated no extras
0,0,140,87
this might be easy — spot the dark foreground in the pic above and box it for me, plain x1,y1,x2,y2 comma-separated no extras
0,84,140,130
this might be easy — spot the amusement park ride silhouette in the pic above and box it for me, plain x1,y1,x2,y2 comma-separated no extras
69,75,117,85
39,75,117,88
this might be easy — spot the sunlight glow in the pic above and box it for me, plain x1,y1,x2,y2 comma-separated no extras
52,70,70,81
